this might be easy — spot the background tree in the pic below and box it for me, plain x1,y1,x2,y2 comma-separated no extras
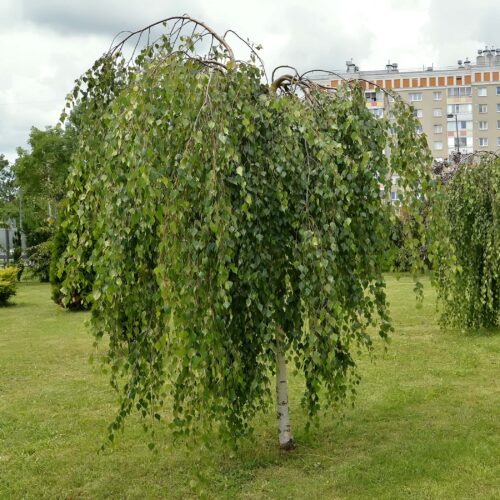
8,123,76,280
434,153,499,329
0,154,16,221
14,125,76,236
58,16,440,450
0,154,19,264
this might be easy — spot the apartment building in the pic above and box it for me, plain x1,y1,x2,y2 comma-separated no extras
316,47,500,160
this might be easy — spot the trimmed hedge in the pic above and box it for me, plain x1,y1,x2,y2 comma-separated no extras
0,267,18,305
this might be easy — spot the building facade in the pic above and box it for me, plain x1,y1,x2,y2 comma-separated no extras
0,220,19,264
317,48,500,160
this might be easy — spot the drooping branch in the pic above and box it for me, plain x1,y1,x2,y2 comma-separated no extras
270,74,318,105
108,15,236,63
433,150,500,184
269,67,403,110
272,67,399,96
223,29,268,83
271,65,300,83
270,74,297,92
299,68,347,82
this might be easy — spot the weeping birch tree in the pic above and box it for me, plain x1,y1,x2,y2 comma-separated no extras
58,16,438,450
434,153,499,329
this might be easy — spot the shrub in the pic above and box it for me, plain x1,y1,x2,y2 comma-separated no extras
26,226,53,248
50,220,91,310
28,240,52,282
0,267,18,305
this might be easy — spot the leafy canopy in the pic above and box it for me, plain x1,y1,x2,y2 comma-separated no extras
58,17,439,445
14,127,73,202
14,125,76,229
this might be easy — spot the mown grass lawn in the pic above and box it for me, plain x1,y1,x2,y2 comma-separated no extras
0,277,499,499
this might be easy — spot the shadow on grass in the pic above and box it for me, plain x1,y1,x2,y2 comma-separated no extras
464,325,500,338
0,301,18,308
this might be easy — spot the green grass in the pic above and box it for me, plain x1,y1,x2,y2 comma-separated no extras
0,277,499,499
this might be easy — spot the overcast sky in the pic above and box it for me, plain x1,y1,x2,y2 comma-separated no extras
1,0,500,162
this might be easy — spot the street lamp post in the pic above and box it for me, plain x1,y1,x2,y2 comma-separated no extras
19,187,25,252
447,113,460,154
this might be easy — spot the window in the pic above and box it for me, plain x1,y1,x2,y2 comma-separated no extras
479,121,488,130
497,103,500,112
478,87,487,97
390,191,399,201
433,124,443,133
498,137,500,147
371,108,383,118
479,137,488,147
447,87,472,97
497,120,500,129
479,104,488,113
433,91,442,101
448,137,467,148
413,109,423,118
497,86,500,95
409,92,422,102
433,141,443,150
365,91,377,102
447,121,471,132
415,125,423,134
433,108,442,117
447,104,473,114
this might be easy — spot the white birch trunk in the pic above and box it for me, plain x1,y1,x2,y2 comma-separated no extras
276,341,294,450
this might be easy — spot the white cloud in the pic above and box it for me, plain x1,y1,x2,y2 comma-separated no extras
425,0,500,65
1,0,499,161
0,20,108,161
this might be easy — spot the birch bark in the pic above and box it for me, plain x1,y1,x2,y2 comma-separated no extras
276,334,294,450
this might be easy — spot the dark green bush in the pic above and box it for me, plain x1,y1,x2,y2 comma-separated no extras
28,240,52,282
26,226,53,248
390,216,413,272
13,231,22,264
50,221,91,310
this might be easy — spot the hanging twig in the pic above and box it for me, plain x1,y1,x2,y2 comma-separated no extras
223,29,268,83
108,16,235,62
